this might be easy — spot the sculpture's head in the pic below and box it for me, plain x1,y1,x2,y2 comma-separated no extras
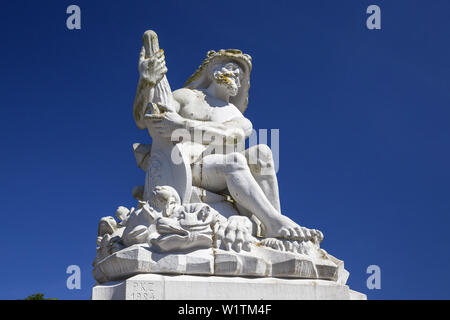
184,49,252,114
208,62,242,97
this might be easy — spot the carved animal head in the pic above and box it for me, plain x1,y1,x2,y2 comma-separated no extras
150,185,181,217
152,203,218,252
97,216,117,237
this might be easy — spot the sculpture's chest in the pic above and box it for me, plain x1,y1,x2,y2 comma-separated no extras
180,100,211,121
181,98,241,123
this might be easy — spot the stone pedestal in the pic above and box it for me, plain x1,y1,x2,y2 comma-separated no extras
92,274,366,300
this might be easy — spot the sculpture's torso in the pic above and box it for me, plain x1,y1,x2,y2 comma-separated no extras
176,88,243,123
174,88,244,161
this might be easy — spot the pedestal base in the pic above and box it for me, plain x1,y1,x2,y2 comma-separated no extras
92,274,366,300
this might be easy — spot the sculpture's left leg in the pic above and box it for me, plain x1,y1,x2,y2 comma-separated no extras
243,144,281,213
192,153,307,240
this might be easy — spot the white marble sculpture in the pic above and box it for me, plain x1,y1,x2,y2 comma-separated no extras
92,30,355,291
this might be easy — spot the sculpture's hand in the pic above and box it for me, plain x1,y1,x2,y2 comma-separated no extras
145,111,186,138
214,215,256,252
224,127,245,145
138,47,167,86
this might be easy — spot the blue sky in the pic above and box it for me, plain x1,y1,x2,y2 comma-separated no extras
1,0,449,299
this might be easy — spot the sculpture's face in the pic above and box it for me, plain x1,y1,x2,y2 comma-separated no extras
211,62,242,97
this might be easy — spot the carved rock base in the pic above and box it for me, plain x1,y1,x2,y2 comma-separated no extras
93,244,349,284
92,274,367,300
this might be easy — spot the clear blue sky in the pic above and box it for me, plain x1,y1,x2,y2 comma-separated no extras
1,0,449,300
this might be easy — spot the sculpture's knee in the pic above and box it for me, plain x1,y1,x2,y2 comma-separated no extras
224,152,249,172
247,144,275,174
255,144,274,165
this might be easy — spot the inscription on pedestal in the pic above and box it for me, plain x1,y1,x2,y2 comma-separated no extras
125,279,163,300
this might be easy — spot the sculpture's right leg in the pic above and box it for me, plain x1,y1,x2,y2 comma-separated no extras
244,144,281,213
192,152,307,240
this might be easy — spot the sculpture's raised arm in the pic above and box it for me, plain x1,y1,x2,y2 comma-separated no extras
133,30,251,148
133,30,176,130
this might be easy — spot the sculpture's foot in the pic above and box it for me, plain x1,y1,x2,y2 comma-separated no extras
260,238,311,254
260,238,286,251
214,216,255,253
264,215,322,243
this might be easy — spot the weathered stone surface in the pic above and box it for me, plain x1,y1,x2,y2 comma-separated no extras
93,245,214,282
214,250,268,277
271,257,317,278
93,243,346,284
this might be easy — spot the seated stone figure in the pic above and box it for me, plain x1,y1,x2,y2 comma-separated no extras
91,30,355,290
132,32,320,244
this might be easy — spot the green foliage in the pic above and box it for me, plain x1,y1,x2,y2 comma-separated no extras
24,293,57,300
